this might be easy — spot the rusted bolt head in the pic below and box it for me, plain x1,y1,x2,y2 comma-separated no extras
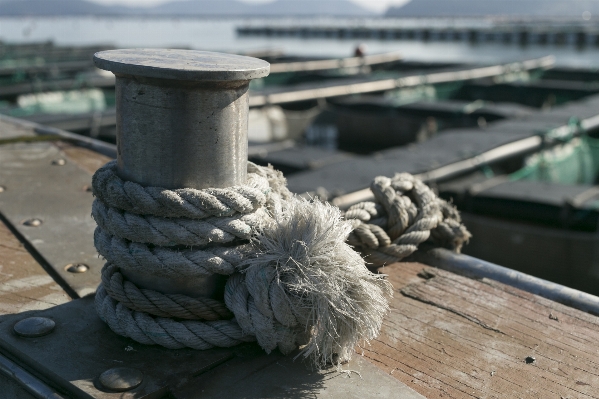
51,159,66,166
99,367,143,392
22,218,42,227
14,317,55,338
65,263,89,273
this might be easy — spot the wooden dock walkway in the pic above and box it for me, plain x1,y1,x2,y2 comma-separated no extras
1,114,599,398
367,262,599,399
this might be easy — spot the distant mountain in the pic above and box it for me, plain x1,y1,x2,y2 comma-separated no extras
149,0,255,15
0,0,111,15
0,0,374,16
386,0,599,17
151,0,372,16
244,0,371,16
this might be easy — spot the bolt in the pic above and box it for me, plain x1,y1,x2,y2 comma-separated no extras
22,218,42,227
0,185,5,192
51,159,66,166
98,367,143,392
65,263,89,273
13,317,55,338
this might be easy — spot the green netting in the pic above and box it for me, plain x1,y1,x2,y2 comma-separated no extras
510,135,599,184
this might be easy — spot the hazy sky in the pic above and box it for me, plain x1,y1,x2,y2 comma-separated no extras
89,0,411,13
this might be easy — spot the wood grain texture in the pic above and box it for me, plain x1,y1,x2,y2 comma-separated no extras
0,219,70,315
364,262,599,399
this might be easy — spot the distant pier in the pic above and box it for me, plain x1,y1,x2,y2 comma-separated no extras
237,25,599,46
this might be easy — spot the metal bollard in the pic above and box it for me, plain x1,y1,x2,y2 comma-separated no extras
94,49,270,298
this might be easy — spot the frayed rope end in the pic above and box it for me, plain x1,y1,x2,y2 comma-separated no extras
235,197,393,368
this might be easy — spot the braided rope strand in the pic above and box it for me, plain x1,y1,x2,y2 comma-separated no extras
92,160,270,219
94,227,246,278
345,173,469,266
96,286,254,349
93,199,264,246
101,263,232,320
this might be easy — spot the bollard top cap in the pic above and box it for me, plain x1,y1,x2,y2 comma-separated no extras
94,49,270,81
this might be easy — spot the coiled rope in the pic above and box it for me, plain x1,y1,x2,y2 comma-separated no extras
92,160,469,367
345,174,471,266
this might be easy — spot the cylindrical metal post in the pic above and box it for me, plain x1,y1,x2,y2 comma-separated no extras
93,49,270,297
94,49,269,190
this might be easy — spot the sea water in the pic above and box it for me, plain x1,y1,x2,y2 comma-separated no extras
1,16,599,67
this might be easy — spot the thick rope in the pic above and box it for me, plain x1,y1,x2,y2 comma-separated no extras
95,286,254,349
101,263,232,320
93,198,265,246
227,198,394,363
92,161,469,367
92,160,271,219
94,227,246,278
345,173,471,266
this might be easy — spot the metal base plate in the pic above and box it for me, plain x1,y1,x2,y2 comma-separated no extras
0,142,103,297
0,296,425,399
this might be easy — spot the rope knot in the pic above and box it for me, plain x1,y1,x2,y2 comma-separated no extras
346,172,470,266
225,197,393,367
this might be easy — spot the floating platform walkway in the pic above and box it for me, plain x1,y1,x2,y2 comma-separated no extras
249,56,554,107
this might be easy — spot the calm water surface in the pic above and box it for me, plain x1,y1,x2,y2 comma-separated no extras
1,17,599,67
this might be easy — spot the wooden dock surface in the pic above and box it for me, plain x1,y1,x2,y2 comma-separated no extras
3,219,599,397
0,219,70,315
367,262,599,398
1,120,599,397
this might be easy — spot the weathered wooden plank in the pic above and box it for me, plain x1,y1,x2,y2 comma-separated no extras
363,262,599,399
0,219,70,315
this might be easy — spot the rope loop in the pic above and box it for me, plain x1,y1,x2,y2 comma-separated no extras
92,160,271,219
93,198,265,247
101,263,233,320
94,227,245,278
95,286,255,350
